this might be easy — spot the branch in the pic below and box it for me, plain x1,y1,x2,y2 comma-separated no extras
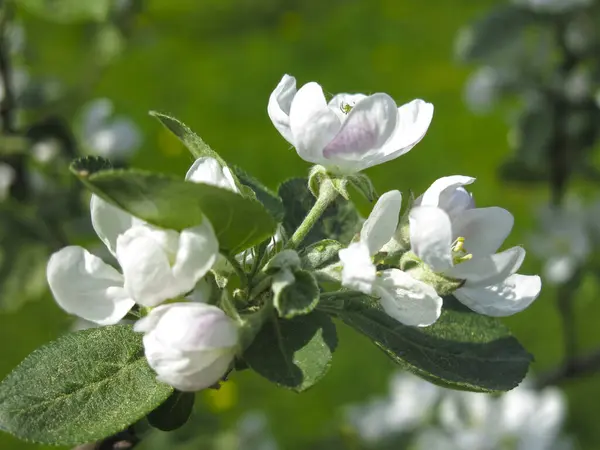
537,347,600,389
72,428,140,450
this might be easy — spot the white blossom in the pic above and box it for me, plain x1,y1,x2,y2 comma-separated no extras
0,162,15,201
80,98,141,161
409,176,541,316
134,302,238,392
529,200,589,285
464,67,505,114
268,74,433,174
339,190,442,327
513,0,592,13
47,195,219,324
186,156,239,192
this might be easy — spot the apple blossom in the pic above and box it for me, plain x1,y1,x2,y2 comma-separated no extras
268,74,434,174
47,195,219,325
339,190,442,327
0,162,15,202
185,156,239,193
134,302,239,392
409,175,541,317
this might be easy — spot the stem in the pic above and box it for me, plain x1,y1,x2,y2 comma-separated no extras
224,253,248,288
285,180,338,249
537,347,600,389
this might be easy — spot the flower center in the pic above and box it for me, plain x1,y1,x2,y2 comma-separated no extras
451,237,473,265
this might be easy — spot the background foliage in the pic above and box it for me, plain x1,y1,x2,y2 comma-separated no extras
1,0,599,448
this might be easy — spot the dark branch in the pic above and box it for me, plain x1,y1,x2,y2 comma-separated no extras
537,347,600,389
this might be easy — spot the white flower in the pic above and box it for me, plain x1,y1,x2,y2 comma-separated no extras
47,195,219,325
464,67,508,114
409,176,541,316
347,372,440,442
529,200,589,285
268,74,434,174
0,162,15,201
134,302,238,392
80,98,141,161
339,190,442,327
186,156,239,193
513,0,592,13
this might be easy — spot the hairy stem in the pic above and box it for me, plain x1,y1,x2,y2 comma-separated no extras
285,180,338,250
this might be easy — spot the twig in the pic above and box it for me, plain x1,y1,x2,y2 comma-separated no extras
72,428,140,450
537,347,600,389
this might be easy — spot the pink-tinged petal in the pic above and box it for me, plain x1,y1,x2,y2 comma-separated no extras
289,82,341,164
322,93,398,160
445,246,525,287
454,274,542,316
453,207,514,256
409,206,453,271
361,190,402,255
267,74,297,144
47,246,134,325
373,99,434,163
90,194,141,256
418,175,476,208
375,269,442,327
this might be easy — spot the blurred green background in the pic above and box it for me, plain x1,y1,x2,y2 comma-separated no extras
2,0,600,448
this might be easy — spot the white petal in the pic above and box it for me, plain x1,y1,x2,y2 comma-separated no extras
117,226,180,306
445,246,525,287
47,246,134,325
339,242,377,295
90,194,140,256
419,175,476,208
453,207,514,256
374,269,442,327
185,157,239,193
267,74,297,144
360,190,402,254
172,219,219,294
374,99,434,163
289,82,341,165
322,93,398,162
409,206,453,271
454,274,541,316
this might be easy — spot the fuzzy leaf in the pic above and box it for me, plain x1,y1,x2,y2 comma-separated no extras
0,325,173,445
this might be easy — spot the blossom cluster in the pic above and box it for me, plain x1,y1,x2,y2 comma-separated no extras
46,74,541,392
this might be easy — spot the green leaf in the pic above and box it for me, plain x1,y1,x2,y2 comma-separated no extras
456,6,536,62
149,112,226,166
279,178,360,248
71,157,277,254
300,239,343,271
234,166,284,222
346,173,378,202
147,391,195,432
0,325,173,445
16,0,112,22
319,294,532,393
273,269,320,319
243,311,337,392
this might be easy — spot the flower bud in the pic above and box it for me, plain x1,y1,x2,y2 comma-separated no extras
134,302,239,392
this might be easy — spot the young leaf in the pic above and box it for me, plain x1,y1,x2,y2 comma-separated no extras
147,391,195,432
319,294,532,393
279,178,360,248
234,166,285,222
273,269,320,319
243,311,337,392
149,112,227,166
300,239,343,271
71,157,277,254
0,325,173,445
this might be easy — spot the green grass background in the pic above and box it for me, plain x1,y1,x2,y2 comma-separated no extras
1,0,600,448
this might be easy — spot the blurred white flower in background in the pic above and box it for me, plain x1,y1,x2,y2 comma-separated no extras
464,67,508,114
513,0,593,13
0,162,16,201
529,200,590,285
31,139,61,164
79,98,142,161
235,411,279,450
348,372,573,450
